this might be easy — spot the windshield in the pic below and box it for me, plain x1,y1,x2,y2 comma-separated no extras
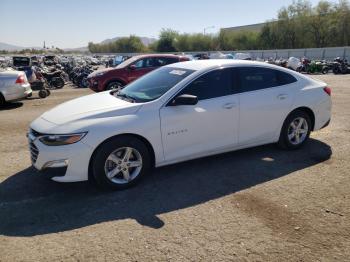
116,67,195,103
115,56,139,69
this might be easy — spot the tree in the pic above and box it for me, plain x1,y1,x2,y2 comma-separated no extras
156,29,179,52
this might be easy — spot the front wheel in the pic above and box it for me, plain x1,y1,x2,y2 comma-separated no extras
106,81,124,91
278,110,312,150
91,136,152,190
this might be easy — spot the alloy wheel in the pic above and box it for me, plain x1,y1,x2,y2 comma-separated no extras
287,117,309,145
104,147,143,184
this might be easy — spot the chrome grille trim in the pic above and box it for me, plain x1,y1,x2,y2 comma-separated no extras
28,129,40,164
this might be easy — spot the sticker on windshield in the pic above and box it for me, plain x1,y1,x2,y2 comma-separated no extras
169,70,187,76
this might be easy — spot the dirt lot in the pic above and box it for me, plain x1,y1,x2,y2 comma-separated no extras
0,76,349,262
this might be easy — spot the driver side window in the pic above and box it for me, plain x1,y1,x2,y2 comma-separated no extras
133,59,145,69
179,68,234,100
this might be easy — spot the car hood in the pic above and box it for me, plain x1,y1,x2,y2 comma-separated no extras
39,91,142,126
88,67,114,77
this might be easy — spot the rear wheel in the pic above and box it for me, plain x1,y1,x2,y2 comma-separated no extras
0,93,5,107
53,78,65,89
91,136,152,190
278,110,311,149
38,90,48,99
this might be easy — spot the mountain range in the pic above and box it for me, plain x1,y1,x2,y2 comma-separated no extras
0,42,42,51
0,37,157,52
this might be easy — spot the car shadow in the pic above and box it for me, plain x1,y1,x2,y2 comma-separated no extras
25,96,43,101
0,139,332,237
0,102,23,110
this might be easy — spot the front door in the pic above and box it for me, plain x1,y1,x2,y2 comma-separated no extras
127,58,155,83
160,68,239,162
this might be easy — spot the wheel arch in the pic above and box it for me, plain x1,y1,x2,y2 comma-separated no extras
88,133,156,182
286,106,315,131
104,78,127,90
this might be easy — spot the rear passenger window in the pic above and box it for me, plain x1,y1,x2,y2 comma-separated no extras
238,67,279,92
165,57,179,65
277,71,297,85
180,68,233,100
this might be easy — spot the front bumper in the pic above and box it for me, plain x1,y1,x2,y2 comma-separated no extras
87,77,101,92
28,132,94,182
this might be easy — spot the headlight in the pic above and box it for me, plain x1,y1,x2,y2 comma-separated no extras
95,72,105,77
39,132,87,146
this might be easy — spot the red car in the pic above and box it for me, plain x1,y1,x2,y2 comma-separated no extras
87,54,189,92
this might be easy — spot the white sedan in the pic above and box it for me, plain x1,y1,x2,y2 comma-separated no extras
28,60,332,190
0,69,32,106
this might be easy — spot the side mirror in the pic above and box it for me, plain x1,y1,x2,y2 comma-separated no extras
170,94,198,106
129,65,136,70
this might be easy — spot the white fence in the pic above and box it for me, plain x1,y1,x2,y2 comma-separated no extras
95,46,350,61
231,46,350,60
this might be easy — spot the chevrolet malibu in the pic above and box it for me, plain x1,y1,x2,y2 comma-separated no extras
28,60,332,190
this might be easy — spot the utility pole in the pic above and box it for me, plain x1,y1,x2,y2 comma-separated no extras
203,26,215,35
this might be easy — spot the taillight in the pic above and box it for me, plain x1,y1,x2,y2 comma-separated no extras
324,86,331,96
15,74,27,84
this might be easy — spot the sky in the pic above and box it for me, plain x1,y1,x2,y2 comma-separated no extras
0,0,335,48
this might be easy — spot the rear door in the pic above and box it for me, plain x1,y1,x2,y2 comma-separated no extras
237,67,298,145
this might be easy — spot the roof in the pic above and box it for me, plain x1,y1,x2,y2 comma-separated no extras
134,54,185,59
165,59,277,71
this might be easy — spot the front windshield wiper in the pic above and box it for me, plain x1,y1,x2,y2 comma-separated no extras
114,91,136,103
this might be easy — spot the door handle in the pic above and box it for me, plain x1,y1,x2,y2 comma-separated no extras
223,102,236,109
277,94,288,100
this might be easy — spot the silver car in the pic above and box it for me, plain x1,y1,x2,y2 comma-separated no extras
0,69,32,106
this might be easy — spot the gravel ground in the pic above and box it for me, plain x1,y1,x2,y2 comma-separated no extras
0,76,349,262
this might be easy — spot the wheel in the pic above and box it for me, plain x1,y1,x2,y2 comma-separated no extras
38,90,48,99
91,136,152,190
106,81,124,91
27,92,32,98
278,110,312,150
53,78,65,89
0,93,5,107
322,67,328,74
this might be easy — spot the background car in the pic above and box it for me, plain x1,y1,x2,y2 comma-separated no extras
87,54,189,92
0,69,32,106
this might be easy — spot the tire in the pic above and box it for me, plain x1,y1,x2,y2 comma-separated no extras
53,77,65,89
106,81,124,91
278,110,312,150
38,90,48,99
0,93,5,107
322,67,328,74
91,136,152,190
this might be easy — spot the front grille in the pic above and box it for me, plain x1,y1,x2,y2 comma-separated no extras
28,129,42,164
29,141,39,163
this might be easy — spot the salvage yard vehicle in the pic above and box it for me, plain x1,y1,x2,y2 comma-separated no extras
332,57,350,74
28,60,332,190
87,54,189,92
297,58,329,74
0,69,32,106
12,56,37,83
